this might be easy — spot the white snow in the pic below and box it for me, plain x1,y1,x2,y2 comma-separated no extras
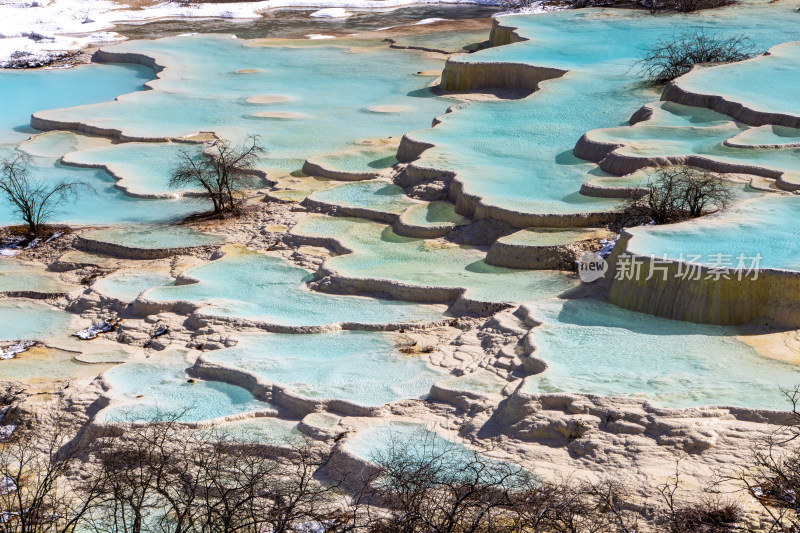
73,317,121,340
0,476,16,495
0,0,502,67
597,235,619,258
414,17,448,24
0,424,16,440
309,7,351,17
0,341,37,360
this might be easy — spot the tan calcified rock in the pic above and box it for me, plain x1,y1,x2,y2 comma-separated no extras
245,94,292,104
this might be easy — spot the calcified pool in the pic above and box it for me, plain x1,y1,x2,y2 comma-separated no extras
0,300,72,342
202,331,443,406
32,34,455,178
291,215,576,303
93,270,174,302
2,0,800,443
404,0,800,223
99,351,268,423
625,195,800,271
345,421,476,464
522,298,800,409
82,225,225,250
0,136,200,226
142,247,448,326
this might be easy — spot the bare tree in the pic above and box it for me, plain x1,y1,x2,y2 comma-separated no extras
369,431,537,533
170,136,265,214
635,30,757,84
86,411,353,533
0,154,93,235
614,166,735,229
723,387,800,532
657,466,742,533
0,400,104,533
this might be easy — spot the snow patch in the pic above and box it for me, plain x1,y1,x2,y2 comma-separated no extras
309,7,352,17
414,17,448,24
0,341,38,360
73,317,121,340
0,0,503,66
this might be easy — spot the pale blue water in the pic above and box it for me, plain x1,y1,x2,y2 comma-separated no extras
0,259,68,294
345,421,528,484
291,215,577,303
522,298,800,409
309,145,398,174
205,331,443,406
83,225,225,249
400,201,469,227
99,351,267,423
346,421,471,464
627,195,800,271
92,270,175,302
0,142,200,225
307,181,418,215
33,35,454,175
62,142,208,197
0,300,72,341
0,63,151,144
0,61,201,224
142,249,447,326
677,41,800,119
406,0,800,217
586,102,800,186
198,417,301,444
729,125,800,147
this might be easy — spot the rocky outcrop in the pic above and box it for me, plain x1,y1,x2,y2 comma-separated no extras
440,59,566,93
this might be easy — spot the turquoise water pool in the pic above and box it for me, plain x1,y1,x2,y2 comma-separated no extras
62,142,209,197
405,0,800,219
204,331,443,406
0,300,72,341
93,270,175,302
522,298,800,409
345,421,527,483
585,101,800,187
33,35,454,176
676,41,800,120
83,225,225,250
99,351,267,423
0,140,200,226
142,248,447,326
0,63,151,145
626,195,800,271
291,215,576,303
307,180,418,215
0,259,70,294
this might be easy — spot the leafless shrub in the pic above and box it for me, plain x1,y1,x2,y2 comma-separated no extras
635,30,757,84
614,166,735,229
0,400,104,533
85,411,351,533
170,135,265,214
722,387,800,532
0,154,93,235
367,431,536,532
658,467,742,533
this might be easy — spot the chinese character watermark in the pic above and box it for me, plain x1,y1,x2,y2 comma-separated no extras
596,252,764,283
